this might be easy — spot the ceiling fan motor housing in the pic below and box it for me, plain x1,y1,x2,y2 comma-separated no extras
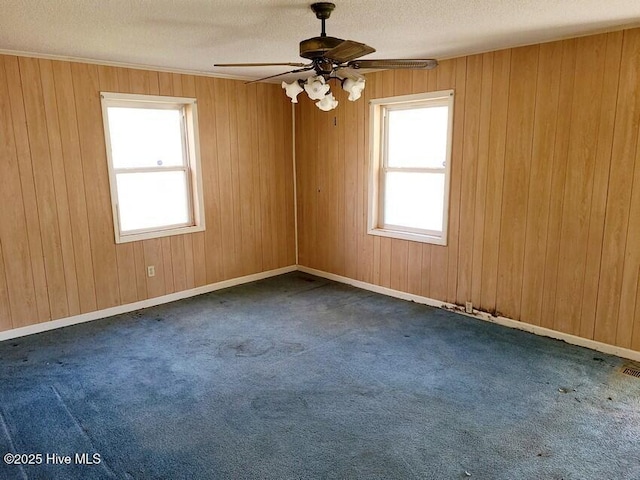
299,36,343,60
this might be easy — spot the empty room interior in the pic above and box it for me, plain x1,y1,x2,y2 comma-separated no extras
1,1,640,478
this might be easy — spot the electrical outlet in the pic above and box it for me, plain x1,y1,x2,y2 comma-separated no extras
465,301,473,314
147,266,155,277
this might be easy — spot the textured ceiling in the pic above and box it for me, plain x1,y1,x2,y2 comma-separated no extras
1,0,639,82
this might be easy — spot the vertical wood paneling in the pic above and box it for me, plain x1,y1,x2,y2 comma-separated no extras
0,57,38,327
296,28,640,354
343,91,358,280
39,59,81,317
19,57,69,319
496,45,538,320
4,56,51,323
0,55,294,333
480,49,510,314
72,62,121,310
579,31,623,340
195,75,224,284
554,34,607,335
540,40,577,330
0,243,11,330
457,54,482,305
470,52,493,307
520,41,562,326
594,29,640,345
429,61,456,302
99,65,138,306
2,27,640,356
52,61,97,313
180,75,204,288
357,71,374,284
446,57,467,303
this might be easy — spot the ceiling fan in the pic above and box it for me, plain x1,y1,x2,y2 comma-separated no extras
214,2,438,111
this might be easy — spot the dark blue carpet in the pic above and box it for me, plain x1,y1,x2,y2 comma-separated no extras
0,272,638,479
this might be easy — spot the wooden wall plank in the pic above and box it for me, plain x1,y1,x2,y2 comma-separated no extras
4,56,51,323
457,54,482,306
633,279,640,351
519,42,562,326
257,83,277,272
0,57,38,327
51,61,97,313
19,57,69,319
579,31,623,340
195,76,224,284
235,81,257,276
0,242,11,330
430,60,456,302
617,144,640,346
357,71,374,284
480,49,510,314
71,62,121,310
496,46,538,320
98,65,138,306
446,57,467,303
554,35,607,335
39,59,81,317
179,75,202,288
133,242,148,301
470,52,494,308
594,29,640,345
282,97,296,267
343,91,359,280
227,79,244,277
539,40,577,329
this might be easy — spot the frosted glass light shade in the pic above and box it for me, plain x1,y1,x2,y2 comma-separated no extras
316,92,338,111
342,77,366,101
281,80,303,103
304,75,330,100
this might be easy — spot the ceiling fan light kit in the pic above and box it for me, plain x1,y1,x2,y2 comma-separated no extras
215,2,439,112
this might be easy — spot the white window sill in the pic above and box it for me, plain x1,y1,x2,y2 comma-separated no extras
116,224,205,244
367,227,447,246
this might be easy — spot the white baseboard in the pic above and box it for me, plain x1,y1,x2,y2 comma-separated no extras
0,265,297,342
298,266,640,363
3,263,639,362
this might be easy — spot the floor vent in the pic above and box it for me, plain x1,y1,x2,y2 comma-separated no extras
621,366,640,379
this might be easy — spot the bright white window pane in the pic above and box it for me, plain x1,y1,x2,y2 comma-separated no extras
116,171,190,232
383,172,444,232
387,106,449,169
108,107,185,169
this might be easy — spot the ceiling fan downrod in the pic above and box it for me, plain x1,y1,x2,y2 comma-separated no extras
311,2,335,37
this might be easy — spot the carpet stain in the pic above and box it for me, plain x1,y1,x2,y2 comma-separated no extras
219,338,274,357
251,392,309,419
278,342,306,355
218,338,305,358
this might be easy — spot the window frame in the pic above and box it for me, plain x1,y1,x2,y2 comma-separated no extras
368,90,454,246
100,92,205,244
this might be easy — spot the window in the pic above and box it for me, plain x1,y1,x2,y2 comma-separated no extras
101,92,205,243
368,90,454,245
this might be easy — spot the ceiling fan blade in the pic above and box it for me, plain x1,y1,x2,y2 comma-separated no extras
334,67,365,81
215,62,309,67
324,40,376,63
347,59,438,70
244,66,315,85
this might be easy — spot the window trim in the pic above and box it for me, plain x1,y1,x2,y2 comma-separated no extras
368,90,454,246
100,92,205,244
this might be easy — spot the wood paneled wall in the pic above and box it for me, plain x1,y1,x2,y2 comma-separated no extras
296,28,640,352
0,55,295,332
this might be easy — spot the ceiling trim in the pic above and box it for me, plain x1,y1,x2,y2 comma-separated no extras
1,21,638,85
0,48,255,82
